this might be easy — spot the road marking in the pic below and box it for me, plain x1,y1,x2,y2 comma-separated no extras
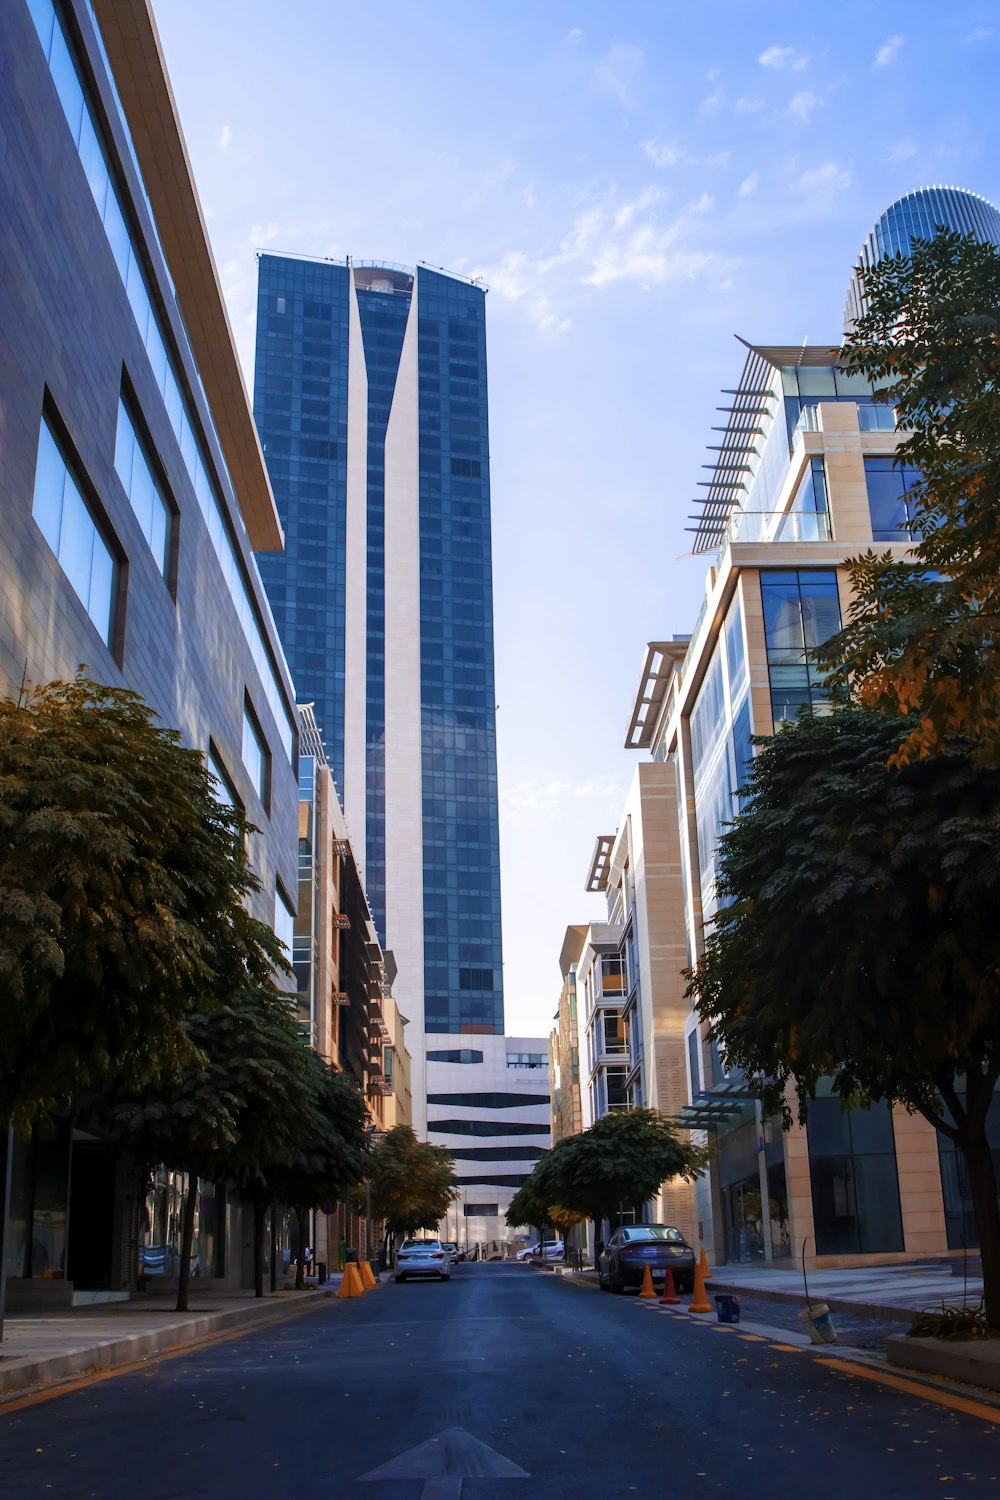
739,1334,765,1342
770,1343,806,1353
359,1427,530,1497
818,1357,1000,1426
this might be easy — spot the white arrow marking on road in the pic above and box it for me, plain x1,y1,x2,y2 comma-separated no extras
360,1426,530,1498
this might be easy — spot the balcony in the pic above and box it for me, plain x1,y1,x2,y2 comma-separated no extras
722,506,832,549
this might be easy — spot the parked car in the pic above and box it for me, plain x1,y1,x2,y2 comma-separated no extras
394,1238,451,1282
440,1242,461,1264
598,1225,695,1294
515,1240,564,1262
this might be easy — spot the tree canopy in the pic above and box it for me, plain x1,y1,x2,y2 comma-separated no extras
507,1110,709,1233
364,1126,457,1243
825,229,1000,764
0,676,280,1131
685,706,1000,1322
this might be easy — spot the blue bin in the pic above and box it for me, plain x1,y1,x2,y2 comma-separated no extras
715,1294,741,1324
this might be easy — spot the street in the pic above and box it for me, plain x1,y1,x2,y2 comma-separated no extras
0,1263,998,1497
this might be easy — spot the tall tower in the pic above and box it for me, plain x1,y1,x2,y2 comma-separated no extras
253,257,504,1132
845,185,1000,329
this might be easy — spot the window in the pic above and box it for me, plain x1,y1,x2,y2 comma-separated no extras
806,1090,904,1255
207,746,240,810
426,1092,550,1109
760,569,842,723
114,399,171,578
864,457,923,541
463,1203,499,1217
242,702,269,806
274,883,295,989
32,415,116,648
506,1052,548,1069
778,458,831,543
426,1048,484,1064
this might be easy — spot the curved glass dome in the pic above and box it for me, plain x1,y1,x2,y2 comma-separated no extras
844,185,1000,329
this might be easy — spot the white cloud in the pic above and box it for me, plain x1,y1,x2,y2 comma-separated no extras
966,26,993,43
641,138,683,168
699,87,724,116
735,96,762,115
791,162,852,198
738,171,759,198
593,43,644,108
566,27,584,44
758,44,808,70
885,137,918,165
788,90,821,122
874,34,905,67
218,123,232,150
476,184,740,331
705,150,732,167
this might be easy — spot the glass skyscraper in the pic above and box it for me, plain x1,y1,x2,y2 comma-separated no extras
844,185,1000,329
253,257,504,1130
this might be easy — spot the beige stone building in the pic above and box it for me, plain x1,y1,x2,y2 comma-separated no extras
550,927,586,1146
628,344,965,1270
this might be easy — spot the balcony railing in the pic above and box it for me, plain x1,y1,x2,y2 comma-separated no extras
723,507,832,548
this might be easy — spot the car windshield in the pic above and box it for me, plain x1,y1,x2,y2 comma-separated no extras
623,1226,685,1242
402,1240,440,1249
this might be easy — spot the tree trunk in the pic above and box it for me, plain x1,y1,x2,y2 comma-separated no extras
270,1199,278,1293
961,1135,1000,1328
175,1172,198,1314
253,1191,265,1299
295,1207,307,1290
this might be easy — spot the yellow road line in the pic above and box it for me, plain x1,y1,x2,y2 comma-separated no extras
739,1333,765,1342
770,1343,806,1353
818,1356,1000,1426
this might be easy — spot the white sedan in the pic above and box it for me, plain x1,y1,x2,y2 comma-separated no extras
394,1238,451,1282
516,1241,564,1262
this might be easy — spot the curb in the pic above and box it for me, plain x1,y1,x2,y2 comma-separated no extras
707,1279,914,1326
0,1286,345,1401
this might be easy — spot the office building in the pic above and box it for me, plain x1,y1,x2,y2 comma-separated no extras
550,927,586,1146
253,256,504,1133
632,186,1000,1267
1,0,299,1298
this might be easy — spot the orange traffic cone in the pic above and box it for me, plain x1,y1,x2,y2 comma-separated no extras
698,1247,712,1282
337,1262,365,1299
639,1264,657,1300
359,1258,377,1290
659,1267,680,1306
689,1257,712,1314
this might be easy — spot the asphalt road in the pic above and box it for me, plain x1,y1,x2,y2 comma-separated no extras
1,1263,998,1498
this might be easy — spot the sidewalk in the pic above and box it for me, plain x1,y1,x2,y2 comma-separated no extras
707,1259,984,1324
0,1273,376,1400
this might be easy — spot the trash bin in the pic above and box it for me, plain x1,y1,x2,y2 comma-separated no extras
714,1294,741,1324
317,1262,327,1285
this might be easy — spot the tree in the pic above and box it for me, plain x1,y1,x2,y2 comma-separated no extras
824,229,1000,764
510,1111,709,1238
685,706,1000,1326
364,1127,457,1252
266,1053,370,1290
0,676,274,1131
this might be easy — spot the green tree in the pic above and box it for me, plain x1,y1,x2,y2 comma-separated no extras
266,1053,370,1290
364,1126,457,1254
685,707,1000,1326
512,1111,709,1238
825,229,1000,764
0,676,273,1131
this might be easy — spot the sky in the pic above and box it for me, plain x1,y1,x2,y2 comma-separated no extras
154,0,1000,1038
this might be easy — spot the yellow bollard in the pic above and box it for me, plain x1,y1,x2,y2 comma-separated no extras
337,1262,365,1299
698,1247,712,1282
639,1264,657,1300
688,1257,712,1314
359,1258,378,1290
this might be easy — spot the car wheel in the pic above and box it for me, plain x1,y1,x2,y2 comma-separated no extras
598,1271,611,1292
395,1274,406,1283
611,1270,625,1294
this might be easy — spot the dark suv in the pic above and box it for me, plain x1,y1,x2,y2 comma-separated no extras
597,1225,695,1294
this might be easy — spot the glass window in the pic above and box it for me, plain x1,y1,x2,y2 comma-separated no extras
760,570,842,723
207,747,239,810
806,1094,904,1255
274,883,295,967
242,704,268,806
864,457,922,541
114,400,172,578
32,417,116,648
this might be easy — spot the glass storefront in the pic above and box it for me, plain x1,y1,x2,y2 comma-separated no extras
718,1113,766,1264
140,1168,224,1279
3,1122,71,1280
806,1088,904,1255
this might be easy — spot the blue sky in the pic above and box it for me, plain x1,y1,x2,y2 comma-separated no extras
156,0,999,1037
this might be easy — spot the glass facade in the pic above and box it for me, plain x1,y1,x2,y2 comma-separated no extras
689,592,752,917
865,456,923,541
760,569,842,723
806,1088,904,1255
32,416,116,648
113,399,171,578
254,257,503,1036
846,186,1000,330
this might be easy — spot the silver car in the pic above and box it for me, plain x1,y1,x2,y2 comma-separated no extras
394,1238,451,1282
